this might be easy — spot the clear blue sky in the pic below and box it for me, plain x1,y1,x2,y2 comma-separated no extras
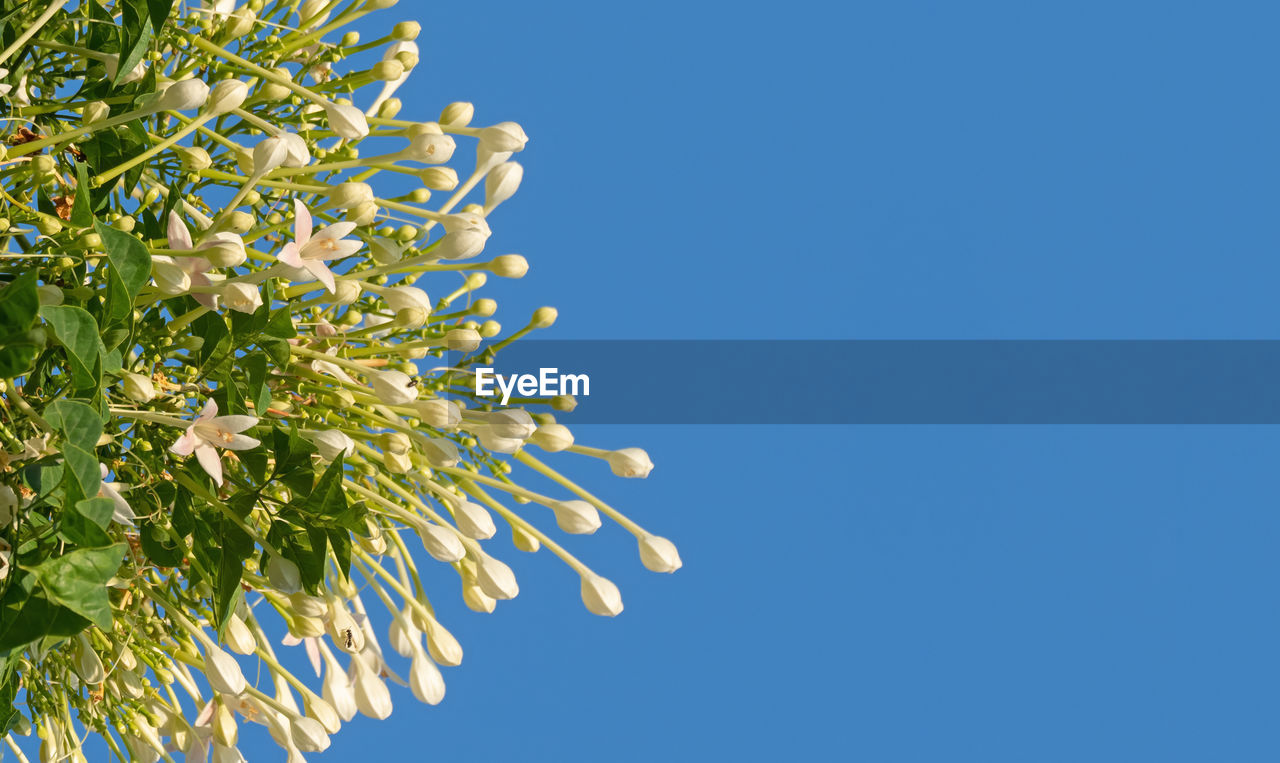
242,1,1280,761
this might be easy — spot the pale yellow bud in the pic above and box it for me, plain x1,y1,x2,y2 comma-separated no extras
439,101,474,127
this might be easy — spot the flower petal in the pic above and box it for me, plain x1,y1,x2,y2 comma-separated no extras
199,398,219,421
220,434,261,451
210,415,259,434
304,259,337,294
313,221,357,241
278,241,303,268
294,199,312,246
168,211,193,250
170,429,199,456
195,443,224,486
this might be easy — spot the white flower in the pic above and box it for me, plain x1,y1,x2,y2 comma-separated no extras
206,79,249,115
421,618,463,667
300,429,355,461
451,500,495,540
289,716,330,753
277,200,361,294
323,101,369,139
479,121,529,153
638,534,682,573
277,131,311,167
374,285,430,312
103,56,147,84
327,182,373,210
163,212,217,307
529,423,573,452
401,132,455,164
408,650,445,705
169,399,261,487
224,613,257,655
484,161,523,210
73,634,105,684
474,553,519,600
200,232,248,268
0,484,16,528
99,464,136,526
388,613,419,658
297,0,330,29
434,213,492,260
326,600,365,654
252,135,289,175
551,500,601,535
420,436,460,467
267,556,302,594
201,0,237,17
476,428,524,454
417,521,465,563
607,447,654,478
155,78,211,112
413,400,460,430
580,573,623,616
482,409,536,439
320,647,358,722
368,369,417,405
222,283,262,314
203,643,247,696
349,655,392,720
122,372,156,403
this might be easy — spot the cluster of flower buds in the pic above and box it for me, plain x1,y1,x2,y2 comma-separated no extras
0,0,679,760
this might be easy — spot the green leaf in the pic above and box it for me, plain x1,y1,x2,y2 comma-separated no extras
146,0,175,35
115,0,153,88
27,544,127,630
40,306,102,390
0,272,41,377
0,574,90,655
45,400,104,505
71,163,93,227
139,520,185,568
96,219,151,302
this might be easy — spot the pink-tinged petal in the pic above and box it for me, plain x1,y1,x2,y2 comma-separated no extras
210,415,259,434
220,433,261,451
195,443,224,486
193,291,219,309
282,633,303,646
194,701,216,727
278,241,303,268
168,211,193,250
304,259,337,294
293,199,312,246
304,638,322,677
170,429,198,456
186,258,213,277
200,398,219,421
314,221,357,241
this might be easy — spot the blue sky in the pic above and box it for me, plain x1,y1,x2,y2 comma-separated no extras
238,1,1280,761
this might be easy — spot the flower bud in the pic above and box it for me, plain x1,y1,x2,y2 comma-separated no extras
529,423,573,452
475,553,519,600
434,214,491,260
74,634,105,685
378,431,411,455
225,7,256,37
421,437,460,467
409,651,445,705
151,258,192,295
369,238,403,265
462,581,495,613
509,522,540,550
413,399,460,430
323,667,357,723
122,372,156,403
483,409,535,439
201,233,247,267
393,21,420,40
82,101,111,125
204,643,247,696
291,615,326,639
328,181,373,210
213,698,238,747
222,283,262,314
383,449,412,474
476,428,523,454
580,573,623,616
421,618,463,666
259,68,293,101
484,161,523,209
373,60,404,82
333,279,362,305
206,79,249,115
155,78,211,112
378,97,403,118
252,136,289,175
444,328,481,352
452,500,496,540
471,298,497,317
290,716,330,753
350,656,392,719
267,555,302,594
305,695,341,735
402,132,455,164
323,101,370,139
289,592,329,618
224,613,257,655
418,521,465,563
364,0,398,9
378,285,430,312
174,145,213,171
638,534,682,573
302,429,355,461
419,166,459,191
490,253,529,278
551,500,602,535
531,306,558,328
349,200,379,226
328,601,366,654
370,369,417,405
439,101,474,127
298,0,330,28
607,447,654,478
277,131,311,167
479,121,528,153
388,614,419,658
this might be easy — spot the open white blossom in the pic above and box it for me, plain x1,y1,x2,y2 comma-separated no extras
169,399,261,486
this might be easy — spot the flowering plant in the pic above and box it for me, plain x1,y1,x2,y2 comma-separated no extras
0,0,679,759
